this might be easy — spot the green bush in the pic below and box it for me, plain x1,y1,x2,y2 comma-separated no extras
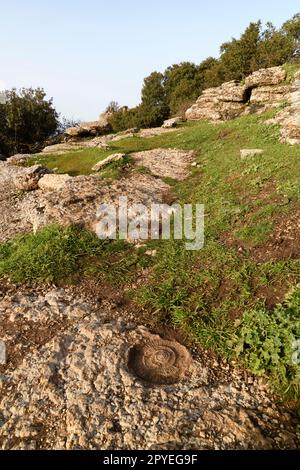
0,87,59,156
232,287,300,398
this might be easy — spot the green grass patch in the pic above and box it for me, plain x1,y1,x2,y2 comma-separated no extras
0,225,152,285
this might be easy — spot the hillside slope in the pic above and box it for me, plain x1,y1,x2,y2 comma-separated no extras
0,92,300,448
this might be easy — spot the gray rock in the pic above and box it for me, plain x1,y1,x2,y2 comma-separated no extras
245,66,287,88
92,153,125,172
6,154,32,166
38,173,72,191
240,149,264,159
162,117,183,128
13,165,52,191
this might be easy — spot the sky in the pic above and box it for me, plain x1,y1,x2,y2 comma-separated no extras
0,0,299,121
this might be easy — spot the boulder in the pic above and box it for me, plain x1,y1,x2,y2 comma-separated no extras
92,153,126,172
65,116,112,138
13,165,52,191
7,154,32,166
245,66,286,88
38,173,72,191
240,149,264,159
162,117,183,128
185,81,246,121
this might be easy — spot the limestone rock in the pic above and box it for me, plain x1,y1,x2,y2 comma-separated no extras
92,153,125,172
245,66,286,88
65,118,112,138
38,173,72,191
186,81,246,122
266,69,300,145
162,117,183,128
250,86,290,107
7,154,32,166
240,149,264,159
0,287,299,450
131,148,195,180
13,165,52,191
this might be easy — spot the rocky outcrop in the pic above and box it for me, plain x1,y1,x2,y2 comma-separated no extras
65,112,113,138
13,165,52,191
65,120,112,138
267,71,300,145
186,66,288,122
244,66,287,88
249,85,290,107
186,81,246,121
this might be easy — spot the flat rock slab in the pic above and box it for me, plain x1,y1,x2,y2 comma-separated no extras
240,149,264,159
92,153,125,172
0,287,299,450
0,164,171,242
131,148,196,180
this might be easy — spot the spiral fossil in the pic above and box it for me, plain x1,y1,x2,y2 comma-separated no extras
128,337,191,385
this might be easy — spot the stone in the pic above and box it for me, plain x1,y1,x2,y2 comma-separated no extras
38,173,72,191
240,149,264,159
162,117,183,128
186,66,289,123
92,153,126,172
128,337,192,384
13,165,51,191
131,148,195,180
6,154,32,166
186,81,246,122
245,66,286,88
266,69,300,145
65,117,112,138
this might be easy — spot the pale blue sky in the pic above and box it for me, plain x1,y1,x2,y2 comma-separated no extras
0,0,299,120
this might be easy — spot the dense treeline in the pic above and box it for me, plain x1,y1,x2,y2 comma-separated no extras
108,14,300,132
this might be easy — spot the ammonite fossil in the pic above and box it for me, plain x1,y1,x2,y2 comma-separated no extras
128,337,191,385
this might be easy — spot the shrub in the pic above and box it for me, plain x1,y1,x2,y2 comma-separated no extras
0,87,59,157
232,287,300,398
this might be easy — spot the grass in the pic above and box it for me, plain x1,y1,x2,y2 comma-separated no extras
0,225,153,285
6,107,300,400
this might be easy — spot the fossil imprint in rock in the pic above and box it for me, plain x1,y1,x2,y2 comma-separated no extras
128,337,192,385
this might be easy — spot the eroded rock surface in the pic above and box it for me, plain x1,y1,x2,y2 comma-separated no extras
0,162,171,242
267,71,300,145
131,148,195,180
0,287,299,450
186,66,289,122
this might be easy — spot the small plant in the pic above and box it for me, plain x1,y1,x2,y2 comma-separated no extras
231,287,300,398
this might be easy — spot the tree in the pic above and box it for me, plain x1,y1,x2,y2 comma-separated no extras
282,13,300,58
219,22,262,81
257,22,295,68
139,72,170,127
164,62,203,115
0,87,59,156
105,101,120,114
